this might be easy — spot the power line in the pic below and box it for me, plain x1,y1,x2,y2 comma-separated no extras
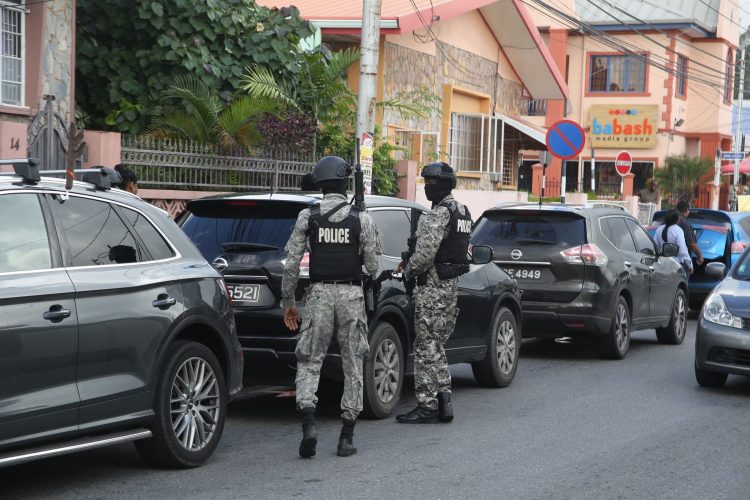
695,0,746,30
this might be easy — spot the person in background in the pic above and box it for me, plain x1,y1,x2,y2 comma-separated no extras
637,178,660,204
654,209,693,280
114,164,138,195
676,201,703,269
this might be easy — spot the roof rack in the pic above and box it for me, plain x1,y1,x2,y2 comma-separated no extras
0,158,122,191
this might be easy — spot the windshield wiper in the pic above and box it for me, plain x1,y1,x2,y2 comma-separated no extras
515,239,556,245
221,242,279,252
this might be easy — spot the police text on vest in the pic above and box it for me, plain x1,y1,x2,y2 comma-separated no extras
318,227,350,243
456,219,472,233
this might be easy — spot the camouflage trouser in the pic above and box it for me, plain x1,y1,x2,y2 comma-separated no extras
295,283,369,420
413,278,459,410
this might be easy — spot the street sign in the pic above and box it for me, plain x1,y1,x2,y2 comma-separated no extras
721,151,745,160
360,132,374,194
545,120,586,160
615,151,632,176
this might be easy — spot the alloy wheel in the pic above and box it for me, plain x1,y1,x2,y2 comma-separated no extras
373,338,400,404
675,293,687,340
496,319,516,375
615,303,629,352
170,357,220,451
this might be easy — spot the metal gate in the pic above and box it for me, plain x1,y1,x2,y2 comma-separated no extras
27,95,85,169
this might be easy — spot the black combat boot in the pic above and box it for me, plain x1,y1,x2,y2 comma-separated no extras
299,407,317,458
337,418,357,457
395,405,439,423
437,392,454,422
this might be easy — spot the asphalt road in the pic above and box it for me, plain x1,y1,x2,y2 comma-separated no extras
4,318,750,499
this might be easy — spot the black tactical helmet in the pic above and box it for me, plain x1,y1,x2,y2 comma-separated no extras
421,162,456,189
312,156,352,184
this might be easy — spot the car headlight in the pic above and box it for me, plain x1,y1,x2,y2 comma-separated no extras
702,292,742,328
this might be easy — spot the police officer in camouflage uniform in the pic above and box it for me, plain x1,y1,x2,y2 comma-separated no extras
282,156,380,458
396,162,471,424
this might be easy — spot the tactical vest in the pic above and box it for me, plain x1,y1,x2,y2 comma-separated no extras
435,201,472,266
307,202,362,282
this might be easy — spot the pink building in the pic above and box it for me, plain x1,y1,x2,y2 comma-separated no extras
0,0,76,165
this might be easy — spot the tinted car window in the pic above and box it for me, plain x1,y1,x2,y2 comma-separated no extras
609,217,637,253
599,218,614,242
121,207,175,261
734,250,750,279
370,209,411,257
471,211,586,249
182,215,297,261
53,195,141,266
0,194,52,273
626,219,655,255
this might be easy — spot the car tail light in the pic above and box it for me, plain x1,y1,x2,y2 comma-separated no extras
560,244,608,265
731,241,748,254
281,251,311,277
220,278,233,305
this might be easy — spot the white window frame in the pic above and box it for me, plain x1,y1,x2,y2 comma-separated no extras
1,0,25,107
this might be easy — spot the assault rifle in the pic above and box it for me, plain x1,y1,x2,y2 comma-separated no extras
399,210,422,296
353,138,365,210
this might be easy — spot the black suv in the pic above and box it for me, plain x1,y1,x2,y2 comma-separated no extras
180,193,521,418
0,163,242,469
470,204,687,359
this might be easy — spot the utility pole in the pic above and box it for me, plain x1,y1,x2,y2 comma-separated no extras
734,46,745,210
356,0,382,194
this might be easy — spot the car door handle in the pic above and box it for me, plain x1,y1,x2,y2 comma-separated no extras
624,261,632,268
152,295,177,310
43,305,72,323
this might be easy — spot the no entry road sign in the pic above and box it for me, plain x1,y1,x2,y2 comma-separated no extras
615,151,632,176
546,120,585,160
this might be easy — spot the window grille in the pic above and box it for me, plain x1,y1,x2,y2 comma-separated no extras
1,1,23,106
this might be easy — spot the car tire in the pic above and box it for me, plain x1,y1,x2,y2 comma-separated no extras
135,340,227,468
362,322,404,419
472,306,520,388
695,362,728,388
596,296,631,360
656,288,688,345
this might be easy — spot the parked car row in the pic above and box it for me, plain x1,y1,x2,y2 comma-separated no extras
0,162,739,470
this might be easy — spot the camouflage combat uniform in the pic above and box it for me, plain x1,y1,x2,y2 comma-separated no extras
403,194,466,410
282,193,380,421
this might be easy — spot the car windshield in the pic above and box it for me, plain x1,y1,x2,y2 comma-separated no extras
471,211,586,248
734,251,750,279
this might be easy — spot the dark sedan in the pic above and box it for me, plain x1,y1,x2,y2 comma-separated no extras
695,254,750,388
179,193,522,418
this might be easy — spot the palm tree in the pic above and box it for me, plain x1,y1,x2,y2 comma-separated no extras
149,76,277,151
656,154,713,204
241,47,360,124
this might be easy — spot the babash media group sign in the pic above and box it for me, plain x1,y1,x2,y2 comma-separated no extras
588,104,658,149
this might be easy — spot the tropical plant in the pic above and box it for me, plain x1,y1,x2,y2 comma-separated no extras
241,47,360,124
76,0,314,133
148,76,277,151
656,154,713,203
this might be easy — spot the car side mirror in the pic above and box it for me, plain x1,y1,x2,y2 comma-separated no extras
471,245,493,265
661,242,679,258
705,262,726,280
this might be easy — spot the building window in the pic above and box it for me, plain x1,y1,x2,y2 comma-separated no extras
1,1,23,106
676,55,687,97
725,48,733,104
449,113,483,172
589,54,647,93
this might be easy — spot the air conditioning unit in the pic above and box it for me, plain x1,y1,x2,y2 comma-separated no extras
488,173,502,182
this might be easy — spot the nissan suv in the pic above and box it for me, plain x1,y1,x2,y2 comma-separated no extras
0,162,243,469
179,193,522,418
470,204,688,359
